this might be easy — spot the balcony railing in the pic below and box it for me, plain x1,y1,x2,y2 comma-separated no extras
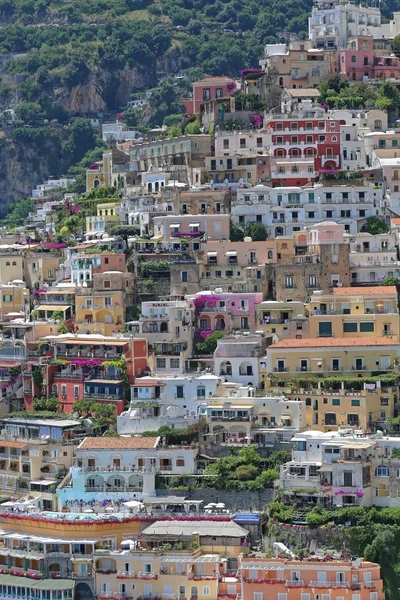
309,581,350,588
286,580,305,587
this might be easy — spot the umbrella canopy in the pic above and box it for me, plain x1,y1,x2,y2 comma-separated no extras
216,503,225,508
123,500,143,508
120,539,136,546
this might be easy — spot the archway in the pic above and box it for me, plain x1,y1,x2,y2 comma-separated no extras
75,582,94,600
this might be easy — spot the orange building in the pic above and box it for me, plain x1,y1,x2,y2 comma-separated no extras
241,557,384,600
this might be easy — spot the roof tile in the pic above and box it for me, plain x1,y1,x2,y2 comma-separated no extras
269,336,399,349
79,437,159,450
332,286,397,296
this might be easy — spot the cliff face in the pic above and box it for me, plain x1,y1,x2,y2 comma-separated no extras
56,64,157,115
0,136,68,216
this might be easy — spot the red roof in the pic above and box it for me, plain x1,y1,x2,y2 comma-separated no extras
332,286,397,296
270,336,399,349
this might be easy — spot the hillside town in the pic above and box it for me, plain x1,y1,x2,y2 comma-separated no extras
5,0,400,599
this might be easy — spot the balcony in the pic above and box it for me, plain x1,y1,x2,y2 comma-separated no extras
309,581,350,588
286,580,305,587
273,367,288,372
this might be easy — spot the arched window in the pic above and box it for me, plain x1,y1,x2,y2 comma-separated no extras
12,261,16,266
375,465,390,477
5,262,10,266
345,133,351,141
374,119,383,130
268,250,273,259
93,179,100,188
351,55,356,62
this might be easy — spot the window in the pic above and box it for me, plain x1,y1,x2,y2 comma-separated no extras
332,398,340,406
285,276,293,288
203,89,211,100
176,459,185,467
343,471,353,486
203,587,210,596
170,359,180,369
343,322,357,332
223,139,229,149
277,595,288,600
375,465,390,477
351,399,360,407
216,88,223,98
181,272,188,283
254,594,263,600
360,322,374,332
105,257,109,264
319,322,332,337
351,55,356,62
300,595,310,600
104,297,111,307
176,385,184,398
156,358,166,369
2,295,12,303
104,281,111,288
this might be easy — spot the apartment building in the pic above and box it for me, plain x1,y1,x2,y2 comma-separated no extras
214,335,267,387
118,373,220,434
268,336,399,380
187,291,264,334
85,201,121,237
261,40,335,89
58,436,198,504
205,388,305,446
284,377,397,431
274,223,350,302
308,286,400,341
241,555,384,600
349,232,400,285
232,179,382,237
264,105,341,187
23,334,148,413
340,35,400,81
255,300,307,339
0,417,78,508
182,76,235,115
71,249,127,285
198,239,276,295
153,213,229,245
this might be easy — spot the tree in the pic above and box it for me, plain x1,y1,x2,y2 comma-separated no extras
194,331,224,355
365,216,388,235
235,464,259,481
244,222,268,241
185,120,201,134
123,107,141,128
33,396,60,412
109,224,140,246
230,220,244,242
15,102,44,124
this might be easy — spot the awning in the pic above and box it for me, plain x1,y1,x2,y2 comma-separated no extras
318,465,333,472
189,223,200,228
226,251,237,257
207,252,218,256
170,224,180,228
30,480,57,485
36,305,70,311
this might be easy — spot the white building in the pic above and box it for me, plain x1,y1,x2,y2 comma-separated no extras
32,178,75,198
349,231,400,284
102,123,141,143
232,182,384,237
280,429,400,508
58,436,198,507
117,373,220,434
309,0,388,51
205,385,305,446
214,335,265,387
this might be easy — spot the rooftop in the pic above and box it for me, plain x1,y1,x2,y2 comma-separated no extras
283,88,321,98
78,436,159,450
141,519,247,538
269,336,399,349
332,286,397,296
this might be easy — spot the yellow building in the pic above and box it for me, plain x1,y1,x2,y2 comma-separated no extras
0,253,24,283
94,520,246,600
24,254,62,288
86,151,112,191
284,382,397,431
255,300,306,339
75,285,125,336
308,286,400,341
267,337,400,377
86,201,121,236
0,283,29,318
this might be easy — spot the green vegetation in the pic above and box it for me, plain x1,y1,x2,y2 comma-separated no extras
269,503,400,599
140,260,170,276
33,396,61,412
203,447,290,490
141,422,205,444
193,330,225,355
109,224,140,246
229,220,268,242
365,216,389,235
318,77,400,111
73,399,117,427
1,197,34,227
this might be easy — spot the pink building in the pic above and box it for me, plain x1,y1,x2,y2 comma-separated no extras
187,291,264,334
340,35,400,81
182,76,235,115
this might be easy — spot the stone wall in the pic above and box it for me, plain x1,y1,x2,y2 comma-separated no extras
156,487,274,510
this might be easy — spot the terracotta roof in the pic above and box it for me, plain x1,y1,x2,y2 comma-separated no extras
79,436,159,450
0,441,27,448
391,217,400,225
284,88,321,97
194,76,233,84
332,286,397,296
269,336,399,349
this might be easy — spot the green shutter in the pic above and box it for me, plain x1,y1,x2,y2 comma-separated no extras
360,322,374,332
351,399,360,407
332,398,340,406
319,322,332,335
343,322,358,332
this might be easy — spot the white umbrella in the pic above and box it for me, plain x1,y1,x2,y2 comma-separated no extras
105,506,114,512
216,503,225,508
204,503,217,508
83,509,94,513
123,500,143,508
121,539,136,546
